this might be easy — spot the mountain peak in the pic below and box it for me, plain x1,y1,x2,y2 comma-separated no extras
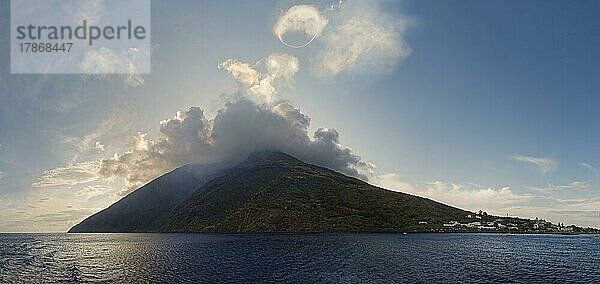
243,150,300,163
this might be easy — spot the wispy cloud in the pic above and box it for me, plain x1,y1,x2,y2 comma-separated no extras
80,47,146,86
564,181,591,190
374,173,531,214
312,0,411,76
580,162,600,176
60,106,134,164
502,198,600,227
534,181,591,191
77,185,112,199
375,173,600,227
32,161,100,188
510,155,557,175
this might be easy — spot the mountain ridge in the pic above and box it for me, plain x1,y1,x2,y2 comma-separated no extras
68,162,232,233
70,151,476,233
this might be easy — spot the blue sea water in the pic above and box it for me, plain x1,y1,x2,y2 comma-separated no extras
1,233,599,283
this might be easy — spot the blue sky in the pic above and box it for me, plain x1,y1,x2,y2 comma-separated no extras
0,0,599,231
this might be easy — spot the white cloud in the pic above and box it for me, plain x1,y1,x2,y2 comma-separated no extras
536,181,592,191
374,173,530,214
3,177,120,232
95,141,105,152
99,132,174,195
80,48,124,74
311,1,410,76
219,53,299,103
271,2,411,76
60,107,133,165
95,98,369,195
218,60,260,86
32,161,100,188
373,173,414,192
77,185,111,199
273,5,328,48
510,155,557,175
564,181,591,190
375,173,599,227
504,198,600,228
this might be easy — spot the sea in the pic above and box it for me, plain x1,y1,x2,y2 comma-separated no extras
1,233,599,283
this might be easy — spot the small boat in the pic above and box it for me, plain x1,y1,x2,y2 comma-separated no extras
403,232,408,235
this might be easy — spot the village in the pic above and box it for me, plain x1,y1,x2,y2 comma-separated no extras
420,210,600,234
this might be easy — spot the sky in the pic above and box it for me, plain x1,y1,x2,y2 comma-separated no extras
0,0,599,232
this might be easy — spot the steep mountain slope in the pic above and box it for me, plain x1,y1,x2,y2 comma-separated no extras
68,163,230,233
161,151,471,233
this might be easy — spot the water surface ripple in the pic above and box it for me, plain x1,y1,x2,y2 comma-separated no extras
1,233,599,283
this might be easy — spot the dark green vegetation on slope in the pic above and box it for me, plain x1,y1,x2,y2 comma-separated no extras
70,151,472,233
163,152,470,232
68,163,229,233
